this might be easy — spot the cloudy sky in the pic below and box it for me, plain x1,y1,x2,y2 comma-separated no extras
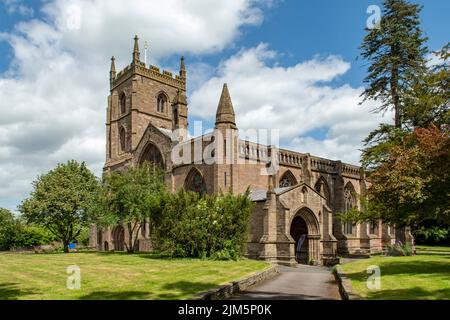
0,0,449,211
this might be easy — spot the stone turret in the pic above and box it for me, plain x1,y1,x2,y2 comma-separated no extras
172,89,188,131
215,83,237,130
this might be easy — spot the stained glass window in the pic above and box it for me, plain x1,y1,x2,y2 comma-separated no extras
185,169,206,194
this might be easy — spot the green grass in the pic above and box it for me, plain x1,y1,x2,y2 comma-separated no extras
0,252,270,300
340,246,450,300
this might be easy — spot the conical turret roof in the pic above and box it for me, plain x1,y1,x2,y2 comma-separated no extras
215,83,236,128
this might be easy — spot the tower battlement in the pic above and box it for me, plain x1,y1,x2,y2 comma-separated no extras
109,35,186,91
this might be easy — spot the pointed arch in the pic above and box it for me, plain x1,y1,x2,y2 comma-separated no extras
140,143,165,169
314,176,331,206
156,91,168,113
184,167,206,194
119,92,126,114
279,170,298,188
119,126,126,152
111,225,125,251
343,181,357,235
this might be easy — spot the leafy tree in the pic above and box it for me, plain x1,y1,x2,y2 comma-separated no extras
360,0,428,128
19,160,101,253
361,126,450,227
0,208,20,251
99,163,166,253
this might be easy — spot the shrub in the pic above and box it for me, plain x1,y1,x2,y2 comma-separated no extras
412,226,450,246
386,243,414,256
1,208,58,251
152,189,253,260
12,225,58,248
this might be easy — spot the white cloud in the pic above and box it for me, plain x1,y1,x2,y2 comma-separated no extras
0,0,269,211
3,0,34,17
190,43,391,165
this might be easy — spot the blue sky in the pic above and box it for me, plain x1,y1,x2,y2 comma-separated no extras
2,1,449,83
0,0,448,211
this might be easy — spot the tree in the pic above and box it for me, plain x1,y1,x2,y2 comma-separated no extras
19,160,101,253
99,163,166,253
0,208,20,251
358,2,449,230
360,0,428,128
403,43,450,128
367,126,450,226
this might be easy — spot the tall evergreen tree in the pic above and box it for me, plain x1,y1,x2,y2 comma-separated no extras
360,0,428,129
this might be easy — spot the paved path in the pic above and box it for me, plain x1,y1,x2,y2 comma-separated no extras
230,265,341,300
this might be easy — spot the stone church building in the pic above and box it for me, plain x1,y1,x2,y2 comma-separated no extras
90,36,412,265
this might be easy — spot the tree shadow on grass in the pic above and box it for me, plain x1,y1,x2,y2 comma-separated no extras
156,281,219,299
344,259,450,300
77,281,219,300
346,260,450,279
79,291,151,300
0,283,40,300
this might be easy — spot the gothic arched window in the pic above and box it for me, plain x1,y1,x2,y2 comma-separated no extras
279,171,297,188
184,168,206,194
157,93,167,113
314,177,331,207
119,93,126,114
343,182,357,235
119,127,126,152
140,143,164,169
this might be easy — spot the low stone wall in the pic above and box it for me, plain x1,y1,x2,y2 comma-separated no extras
10,243,60,253
333,265,361,300
195,265,279,300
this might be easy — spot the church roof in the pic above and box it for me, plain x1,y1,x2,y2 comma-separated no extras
215,83,237,128
249,187,291,201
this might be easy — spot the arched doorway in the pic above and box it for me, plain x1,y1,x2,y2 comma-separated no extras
104,241,109,251
112,226,125,251
290,216,309,263
290,208,321,264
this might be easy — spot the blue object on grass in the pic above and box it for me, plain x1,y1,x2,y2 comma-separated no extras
68,243,76,249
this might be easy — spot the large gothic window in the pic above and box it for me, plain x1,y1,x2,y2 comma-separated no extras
140,143,164,169
343,182,357,235
157,93,167,113
184,168,207,194
119,127,126,152
279,171,297,188
119,92,126,114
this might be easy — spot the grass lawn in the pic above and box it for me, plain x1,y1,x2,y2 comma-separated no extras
340,246,450,300
0,252,270,300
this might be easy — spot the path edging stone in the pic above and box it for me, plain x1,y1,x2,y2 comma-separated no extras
333,265,361,300
195,265,279,300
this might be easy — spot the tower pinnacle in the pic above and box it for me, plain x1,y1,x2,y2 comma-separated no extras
215,83,237,129
110,56,116,87
180,56,186,80
132,35,140,63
